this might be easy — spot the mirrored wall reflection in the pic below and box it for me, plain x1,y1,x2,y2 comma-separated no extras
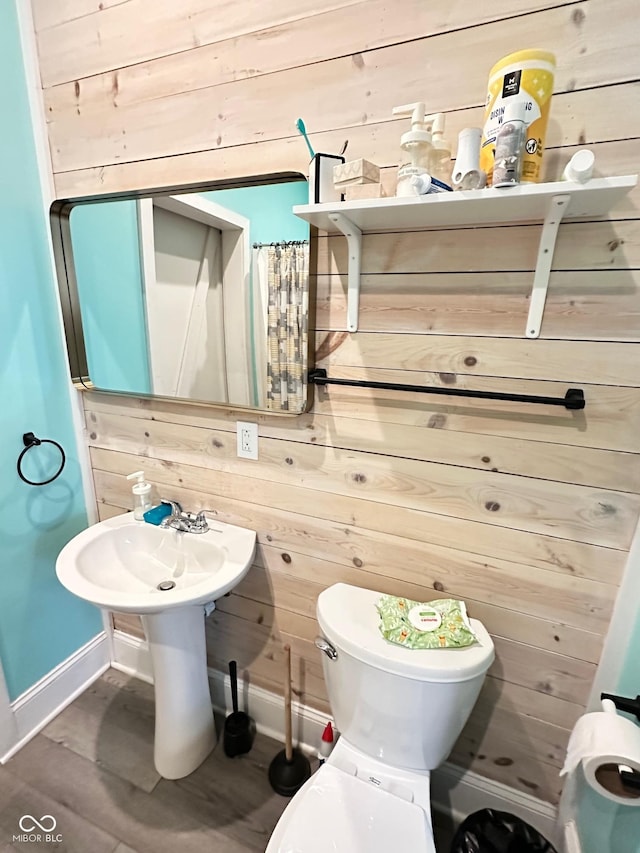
55,175,311,412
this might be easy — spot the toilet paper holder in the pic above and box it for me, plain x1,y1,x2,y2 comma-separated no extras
601,692,640,722
619,767,640,792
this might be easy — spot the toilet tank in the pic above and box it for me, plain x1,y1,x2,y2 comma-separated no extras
316,583,495,771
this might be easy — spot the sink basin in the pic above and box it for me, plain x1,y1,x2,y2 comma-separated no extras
56,511,256,780
56,511,256,613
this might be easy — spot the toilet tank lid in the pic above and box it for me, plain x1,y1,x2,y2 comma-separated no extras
317,583,495,682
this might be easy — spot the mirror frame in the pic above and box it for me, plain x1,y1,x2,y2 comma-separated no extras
50,172,316,414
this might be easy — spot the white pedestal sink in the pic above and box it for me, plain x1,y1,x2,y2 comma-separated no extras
56,512,256,779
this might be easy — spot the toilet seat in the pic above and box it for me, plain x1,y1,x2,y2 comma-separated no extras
265,763,435,853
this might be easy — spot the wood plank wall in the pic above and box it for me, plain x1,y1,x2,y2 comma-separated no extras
32,0,640,805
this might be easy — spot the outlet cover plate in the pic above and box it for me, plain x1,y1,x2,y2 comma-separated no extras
236,421,258,460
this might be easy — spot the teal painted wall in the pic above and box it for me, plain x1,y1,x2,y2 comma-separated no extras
204,180,309,244
0,0,102,700
70,201,151,393
576,598,640,852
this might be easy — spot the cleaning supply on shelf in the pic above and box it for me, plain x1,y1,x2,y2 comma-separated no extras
376,596,478,649
126,470,153,520
480,49,556,185
392,102,433,197
318,721,335,766
492,98,528,188
452,128,486,190
428,113,453,187
562,149,595,183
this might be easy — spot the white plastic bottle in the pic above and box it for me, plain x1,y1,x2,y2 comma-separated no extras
318,721,335,766
392,102,433,197
561,149,595,183
428,113,453,188
492,99,528,188
126,470,153,520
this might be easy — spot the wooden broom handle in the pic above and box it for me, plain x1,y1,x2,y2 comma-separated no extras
284,643,293,761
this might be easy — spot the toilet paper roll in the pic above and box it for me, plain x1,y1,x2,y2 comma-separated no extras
561,699,640,806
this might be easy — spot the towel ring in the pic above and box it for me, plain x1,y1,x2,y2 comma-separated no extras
17,432,66,486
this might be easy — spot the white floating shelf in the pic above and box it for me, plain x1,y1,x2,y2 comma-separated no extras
294,175,637,336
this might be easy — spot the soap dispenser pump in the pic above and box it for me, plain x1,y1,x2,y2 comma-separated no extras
126,470,153,520
392,102,433,197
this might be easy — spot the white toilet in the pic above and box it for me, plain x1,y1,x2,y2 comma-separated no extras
266,583,495,853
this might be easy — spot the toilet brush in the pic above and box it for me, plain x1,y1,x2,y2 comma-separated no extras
268,644,311,796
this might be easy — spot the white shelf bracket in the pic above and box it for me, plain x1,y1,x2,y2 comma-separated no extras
328,212,362,332
526,194,570,338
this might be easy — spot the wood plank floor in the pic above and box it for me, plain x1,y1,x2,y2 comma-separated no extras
0,669,454,852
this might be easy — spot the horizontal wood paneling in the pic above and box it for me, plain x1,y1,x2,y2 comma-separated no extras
319,332,640,387
316,269,640,340
35,0,640,806
44,4,640,172
34,0,572,83
91,444,626,583
85,411,640,548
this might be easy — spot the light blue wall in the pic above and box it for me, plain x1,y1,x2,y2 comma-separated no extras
204,180,309,244
70,201,151,393
0,0,102,700
576,599,640,852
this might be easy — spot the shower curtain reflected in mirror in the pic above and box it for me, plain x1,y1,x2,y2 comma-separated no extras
252,241,309,412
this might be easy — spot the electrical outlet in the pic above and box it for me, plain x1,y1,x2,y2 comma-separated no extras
236,421,258,460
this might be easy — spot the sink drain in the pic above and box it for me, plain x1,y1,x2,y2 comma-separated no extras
157,580,176,591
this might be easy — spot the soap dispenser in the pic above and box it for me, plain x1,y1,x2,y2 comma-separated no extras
126,470,153,520
392,102,433,197
427,112,453,187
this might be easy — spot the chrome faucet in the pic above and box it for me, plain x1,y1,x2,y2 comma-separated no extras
159,500,209,534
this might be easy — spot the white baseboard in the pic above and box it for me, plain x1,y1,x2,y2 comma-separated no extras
112,630,557,839
111,630,154,684
1,632,110,764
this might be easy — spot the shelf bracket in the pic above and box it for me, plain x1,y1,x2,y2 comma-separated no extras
328,212,362,332
526,194,570,339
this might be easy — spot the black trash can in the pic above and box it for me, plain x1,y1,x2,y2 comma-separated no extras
450,809,558,853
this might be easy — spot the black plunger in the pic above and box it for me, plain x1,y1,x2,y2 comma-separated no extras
268,644,311,796
223,660,254,757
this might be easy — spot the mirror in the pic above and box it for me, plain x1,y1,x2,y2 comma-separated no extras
51,173,313,413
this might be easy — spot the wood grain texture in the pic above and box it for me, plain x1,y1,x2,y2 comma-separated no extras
315,269,640,341
84,411,640,548
43,4,640,172
32,0,640,806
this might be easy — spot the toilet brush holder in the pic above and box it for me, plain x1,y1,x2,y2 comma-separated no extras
268,644,311,797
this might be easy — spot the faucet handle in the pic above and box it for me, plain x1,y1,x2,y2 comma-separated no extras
190,510,209,533
161,499,183,516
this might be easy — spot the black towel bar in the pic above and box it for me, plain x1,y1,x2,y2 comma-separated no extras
308,369,585,411
601,692,640,722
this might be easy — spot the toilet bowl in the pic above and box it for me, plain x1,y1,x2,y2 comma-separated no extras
266,583,495,853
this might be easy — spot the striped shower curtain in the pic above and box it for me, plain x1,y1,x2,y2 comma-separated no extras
265,242,309,411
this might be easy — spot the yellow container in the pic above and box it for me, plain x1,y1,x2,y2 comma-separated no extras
480,49,555,184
